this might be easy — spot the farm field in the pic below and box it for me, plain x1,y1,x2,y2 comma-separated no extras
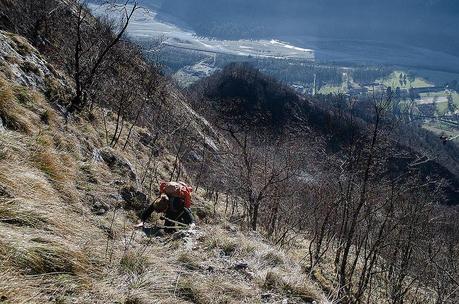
423,122,459,143
318,84,345,94
377,71,434,89
418,91,459,114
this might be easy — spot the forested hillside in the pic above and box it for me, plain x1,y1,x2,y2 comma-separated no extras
187,63,459,303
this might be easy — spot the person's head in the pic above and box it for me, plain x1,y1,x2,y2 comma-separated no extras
154,194,169,213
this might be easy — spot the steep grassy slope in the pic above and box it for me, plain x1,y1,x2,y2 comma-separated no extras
0,31,326,303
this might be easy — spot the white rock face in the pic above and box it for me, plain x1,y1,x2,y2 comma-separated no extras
0,31,66,91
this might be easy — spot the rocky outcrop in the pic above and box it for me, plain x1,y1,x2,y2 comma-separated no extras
0,184,12,198
120,185,149,212
0,31,67,91
85,193,111,216
98,147,137,181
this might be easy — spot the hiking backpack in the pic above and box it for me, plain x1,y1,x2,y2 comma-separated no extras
159,181,193,208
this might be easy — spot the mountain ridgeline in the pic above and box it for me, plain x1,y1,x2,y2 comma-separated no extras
190,64,459,204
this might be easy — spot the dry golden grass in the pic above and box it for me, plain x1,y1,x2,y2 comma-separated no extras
176,275,256,304
0,268,40,303
33,149,67,182
175,226,325,303
119,251,149,276
204,230,240,256
0,62,14,80
0,73,62,135
0,198,48,228
0,75,100,302
0,77,36,133
11,241,88,275
264,271,320,302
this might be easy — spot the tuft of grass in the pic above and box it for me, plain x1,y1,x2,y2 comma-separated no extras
4,55,21,65
263,271,319,302
35,132,54,147
0,268,26,303
177,275,255,304
263,271,285,290
44,76,72,104
311,268,335,296
20,61,42,76
124,297,144,304
283,283,318,302
0,146,6,161
0,199,48,228
13,86,34,106
0,78,18,114
176,276,204,303
206,234,238,256
0,77,35,133
12,242,87,275
31,131,77,195
262,250,284,267
0,239,11,259
10,35,35,56
0,63,14,80
238,239,258,256
119,252,148,275
33,149,66,182
177,252,200,270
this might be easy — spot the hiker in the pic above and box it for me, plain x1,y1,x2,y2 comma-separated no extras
135,181,194,231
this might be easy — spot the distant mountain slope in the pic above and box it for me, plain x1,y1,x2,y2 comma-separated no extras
146,0,459,58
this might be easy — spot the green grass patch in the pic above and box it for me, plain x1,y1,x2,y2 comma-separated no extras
378,71,433,89
318,84,344,94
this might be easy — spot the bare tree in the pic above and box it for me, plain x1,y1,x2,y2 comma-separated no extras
69,0,139,112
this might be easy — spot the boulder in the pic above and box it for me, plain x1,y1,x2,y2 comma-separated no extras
85,194,110,215
139,130,155,147
92,201,109,216
120,186,149,212
186,150,203,162
99,147,137,181
0,185,12,198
